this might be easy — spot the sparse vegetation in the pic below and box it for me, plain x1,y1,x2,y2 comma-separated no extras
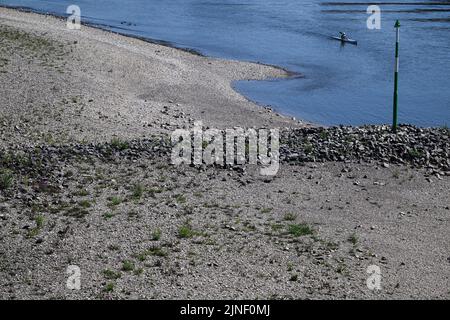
287,223,314,237
0,14,448,301
28,215,44,237
104,282,115,292
304,143,313,154
136,246,167,261
271,223,284,231
0,25,68,72
336,264,348,275
134,268,144,275
74,189,89,197
319,130,328,140
147,246,167,257
108,196,122,207
136,252,147,262
103,212,115,220
78,200,92,208
121,260,135,272
283,213,297,221
110,138,129,151
0,169,13,190
174,194,187,204
103,269,121,280
348,233,358,245
178,223,199,239
151,229,162,241
131,183,144,200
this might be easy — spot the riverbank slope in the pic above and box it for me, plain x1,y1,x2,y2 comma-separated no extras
0,7,299,147
0,7,449,300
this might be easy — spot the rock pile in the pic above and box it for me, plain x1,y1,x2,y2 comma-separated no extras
0,125,448,181
0,138,171,178
280,125,449,174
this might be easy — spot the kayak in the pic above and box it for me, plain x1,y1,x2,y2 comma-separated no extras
331,36,358,45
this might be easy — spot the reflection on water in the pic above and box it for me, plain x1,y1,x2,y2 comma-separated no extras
0,0,449,126
412,17,450,21
322,9,450,13
321,2,450,5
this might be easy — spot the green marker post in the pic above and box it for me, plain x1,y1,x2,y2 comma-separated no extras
393,20,400,132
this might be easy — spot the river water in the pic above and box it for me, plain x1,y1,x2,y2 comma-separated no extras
1,0,449,126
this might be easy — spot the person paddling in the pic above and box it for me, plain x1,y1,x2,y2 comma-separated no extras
339,31,348,41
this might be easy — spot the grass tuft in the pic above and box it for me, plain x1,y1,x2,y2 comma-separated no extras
151,229,162,241
110,138,129,151
121,260,134,272
102,269,121,280
108,196,122,207
178,224,197,239
0,169,13,190
283,213,297,221
131,184,144,200
28,215,44,237
287,223,314,237
104,282,115,292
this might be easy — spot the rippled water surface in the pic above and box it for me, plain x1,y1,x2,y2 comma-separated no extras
1,0,449,126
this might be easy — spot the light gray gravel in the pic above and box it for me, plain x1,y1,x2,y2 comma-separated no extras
0,7,449,300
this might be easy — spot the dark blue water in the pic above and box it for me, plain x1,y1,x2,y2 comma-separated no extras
1,0,449,126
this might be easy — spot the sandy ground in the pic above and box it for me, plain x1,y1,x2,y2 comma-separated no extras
0,7,449,300
0,7,299,148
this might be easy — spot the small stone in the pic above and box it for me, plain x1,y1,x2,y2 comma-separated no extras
225,225,236,231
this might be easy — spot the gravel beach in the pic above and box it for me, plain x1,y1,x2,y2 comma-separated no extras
0,7,449,300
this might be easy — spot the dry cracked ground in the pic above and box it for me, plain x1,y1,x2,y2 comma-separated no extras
0,10,449,300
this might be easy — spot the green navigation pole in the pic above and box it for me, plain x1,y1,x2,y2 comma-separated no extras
393,20,401,132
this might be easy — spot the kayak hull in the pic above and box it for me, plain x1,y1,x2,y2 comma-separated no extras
331,36,358,45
